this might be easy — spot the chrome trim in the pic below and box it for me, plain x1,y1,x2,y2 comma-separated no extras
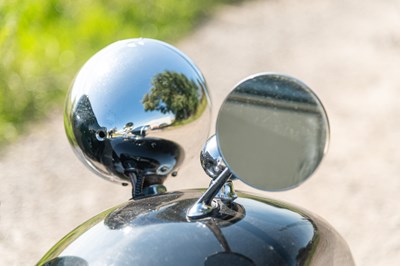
187,168,232,219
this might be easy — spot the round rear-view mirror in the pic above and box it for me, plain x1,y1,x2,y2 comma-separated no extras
216,73,329,191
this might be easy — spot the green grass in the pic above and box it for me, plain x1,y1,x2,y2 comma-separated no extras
0,0,240,148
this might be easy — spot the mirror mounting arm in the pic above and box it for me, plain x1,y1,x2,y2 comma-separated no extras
187,168,232,219
124,160,145,199
126,172,145,199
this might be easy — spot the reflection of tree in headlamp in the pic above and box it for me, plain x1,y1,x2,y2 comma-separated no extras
142,71,200,121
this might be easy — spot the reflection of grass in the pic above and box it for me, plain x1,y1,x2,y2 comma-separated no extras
0,0,240,149
302,235,320,266
172,95,209,127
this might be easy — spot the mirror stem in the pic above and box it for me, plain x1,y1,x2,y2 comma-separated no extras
127,172,144,199
187,168,232,219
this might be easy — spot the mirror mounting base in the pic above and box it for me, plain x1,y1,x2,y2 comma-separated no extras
187,168,235,219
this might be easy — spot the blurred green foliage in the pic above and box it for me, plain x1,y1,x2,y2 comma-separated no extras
0,0,239,148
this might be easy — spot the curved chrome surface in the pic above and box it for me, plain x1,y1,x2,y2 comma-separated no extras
200,134,230,179
195,134,237,218
187,168,232,219
216,73,329,191
215,180,238,204
38,190,354,266
64,39,211,186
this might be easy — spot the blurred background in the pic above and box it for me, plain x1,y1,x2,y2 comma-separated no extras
1,0,400,265
0,0,237,148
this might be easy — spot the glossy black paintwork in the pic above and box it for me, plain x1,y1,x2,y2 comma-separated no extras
38,190,353,266
70,94,183,187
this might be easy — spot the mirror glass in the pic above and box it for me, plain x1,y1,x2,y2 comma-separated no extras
216,73,329,191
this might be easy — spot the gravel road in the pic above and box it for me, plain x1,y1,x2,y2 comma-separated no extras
1,0,400,265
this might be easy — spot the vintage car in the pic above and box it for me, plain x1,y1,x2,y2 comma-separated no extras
37,38,354,266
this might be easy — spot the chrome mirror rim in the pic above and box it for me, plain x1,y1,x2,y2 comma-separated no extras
215,72,330,192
